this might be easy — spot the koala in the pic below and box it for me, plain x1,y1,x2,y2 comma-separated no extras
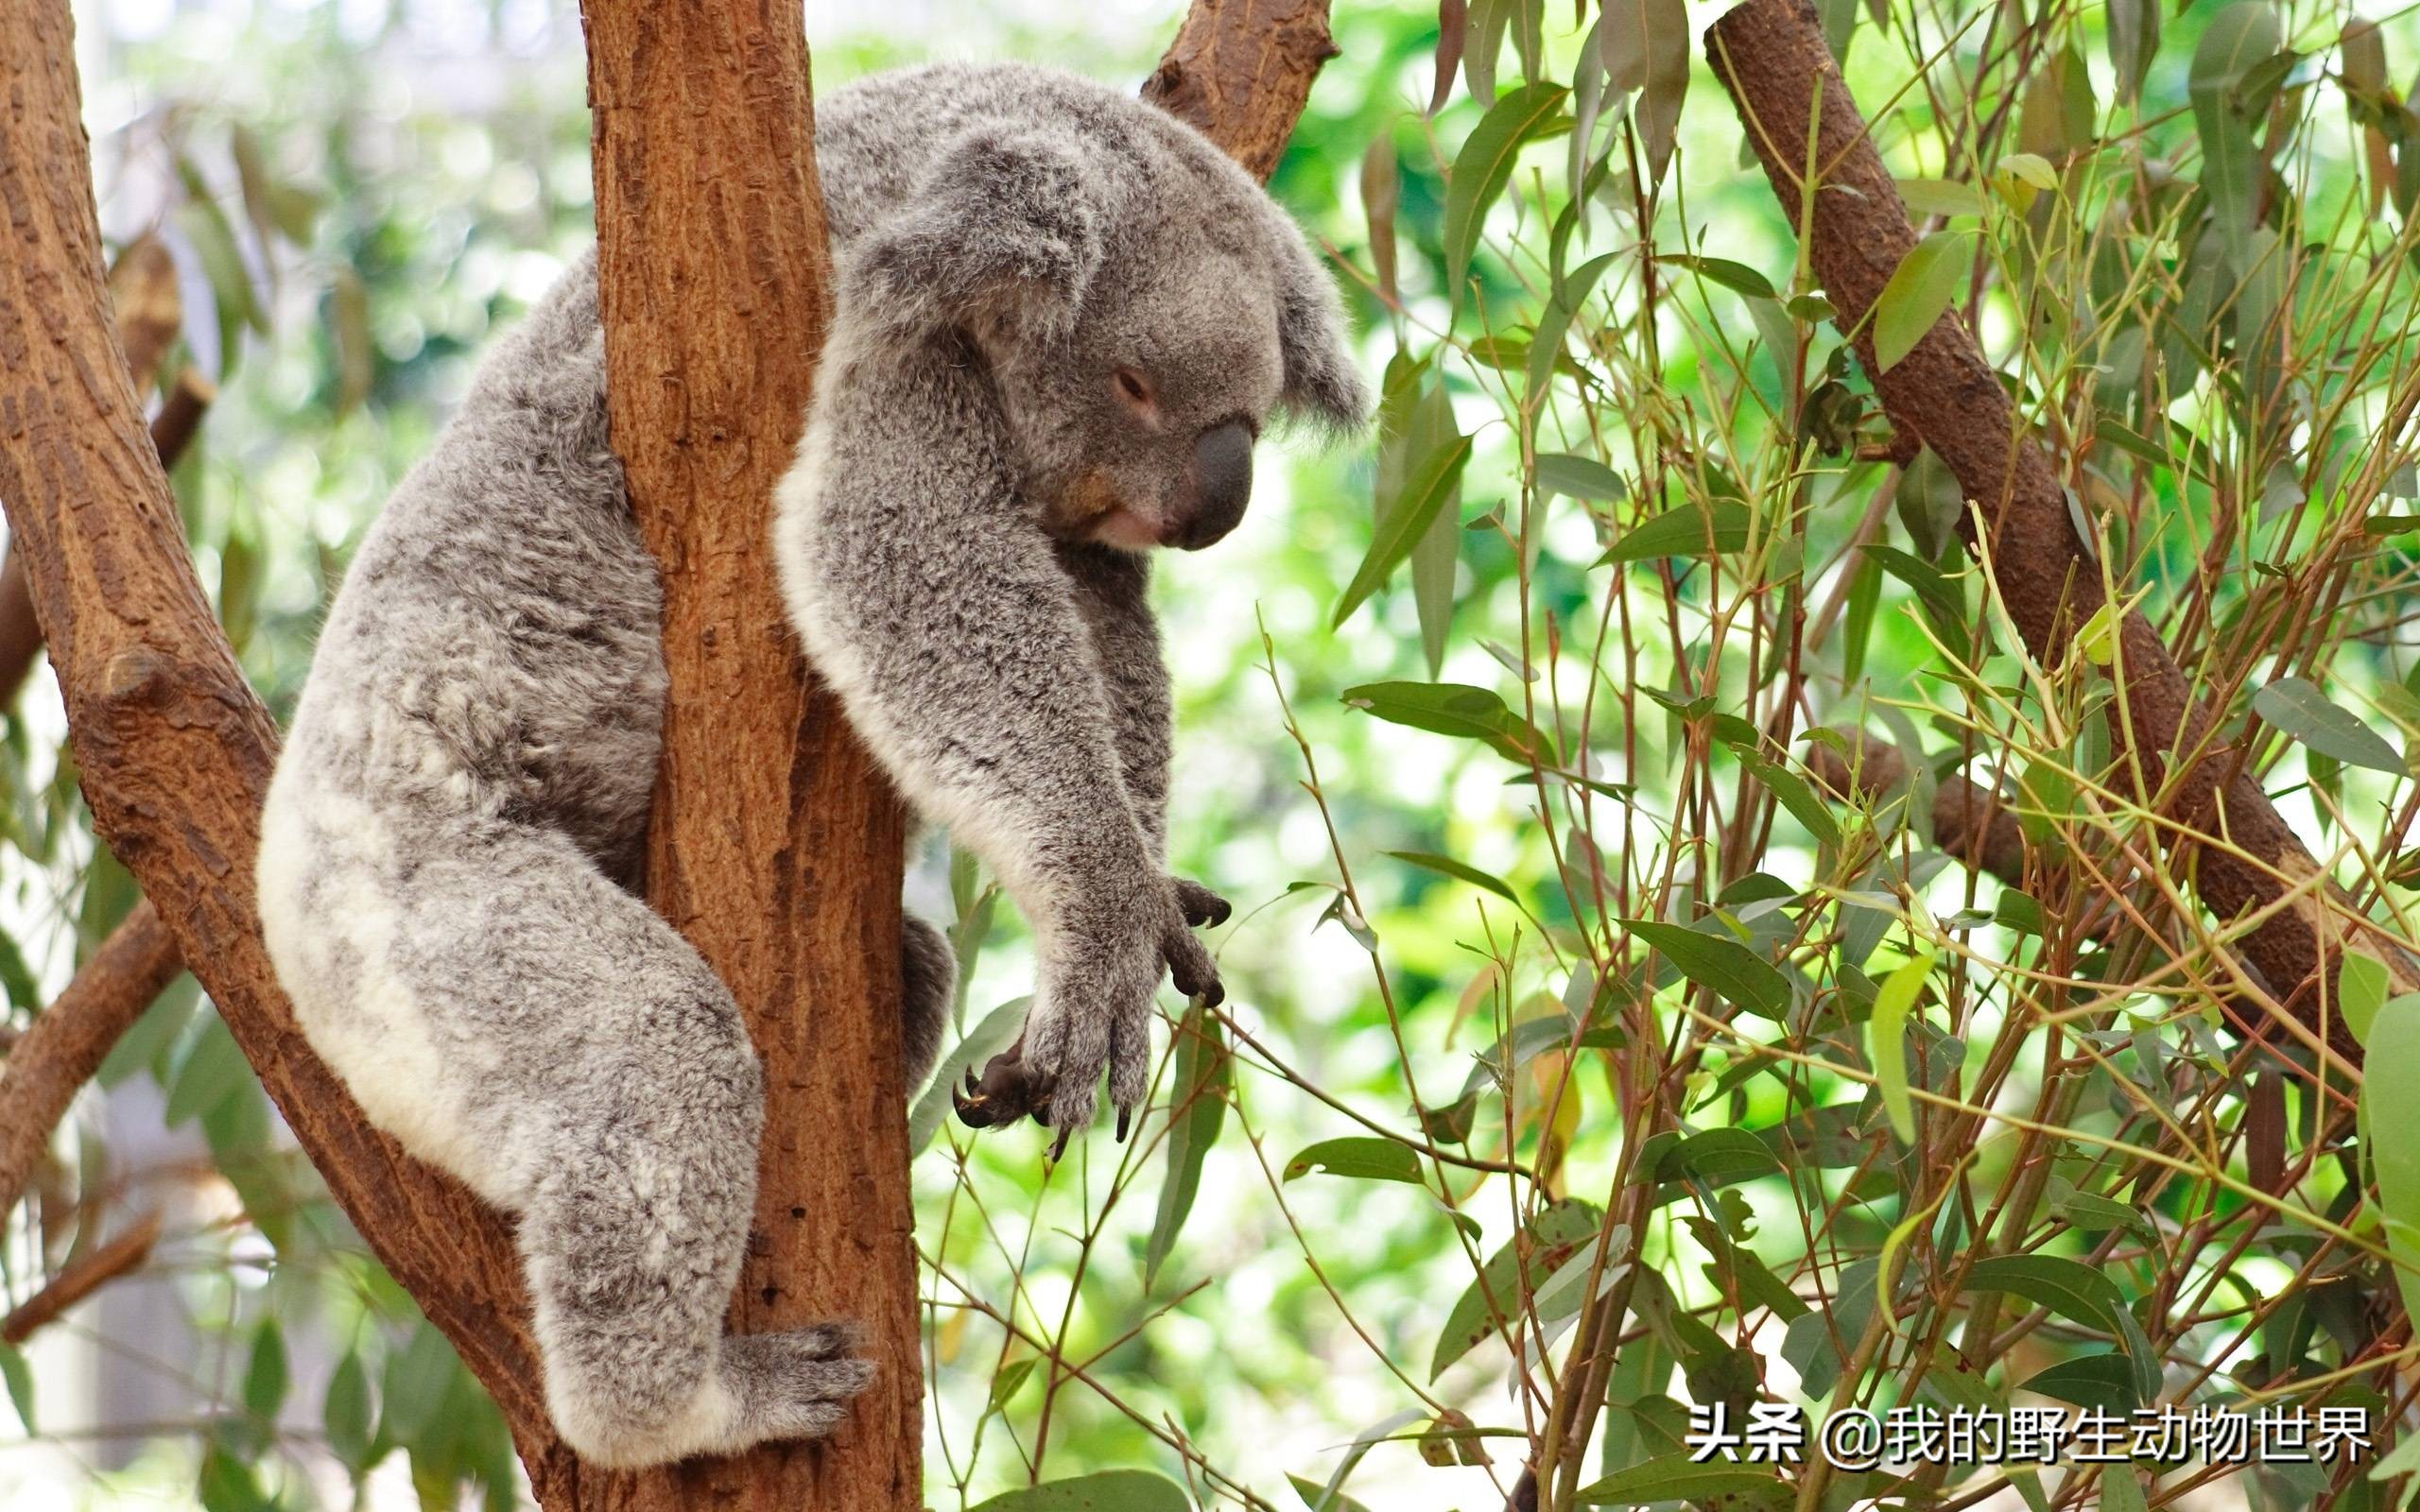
254,61,1364,1470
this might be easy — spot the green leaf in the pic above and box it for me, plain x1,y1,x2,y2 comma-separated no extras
1389,850,1519,902
2017,1353,2137,1415
1430,1199,1599,1380
1527,251,1616,398
0,1340,33,1433
1403,382,1464,677
1332,433,1474,628
1442,82,1568,302
986,1357,1037,1415
1341,681,1548,765
970,1470,1192,1512
1869,952,1932,1143
242,1317,289,1427
1654,1127,1782,1186
324,1349,375,1469
164,1013,253,1127
2107,0,2158,103
0,929,34,1021
2367,1003,2420,1328
1962,1255,2158,1403
1284,1136,1426,1186
1730,745,1843,848
1626,919,1793,1020
1895,177,1988,218
1607,0,1687,184
1145,1003,1230,1287
2190,2,2281,259
1654,254,1776,301
908,998,1027,1157
1535,453,1627,502
2255,677,2405,774
1574,1452,1783,1505
1596,501,1753,565
1872,231,1971,373
199,1438,269,1512
378,1320,462,1445
2342,951,2394,1045
1864,543,1970,657
1895,444,1965,559
1288,1473,1375,1512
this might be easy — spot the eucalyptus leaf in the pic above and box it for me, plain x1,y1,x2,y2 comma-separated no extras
1145,1003,1230,1286
1872,231,1971,373
1283,1136,1426,1185
1625,919,1793,1020
969,1470,1191,1512
2254,677,2404,774
1443,82,1568,303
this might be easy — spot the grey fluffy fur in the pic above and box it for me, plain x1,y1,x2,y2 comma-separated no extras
257,61,1364,1469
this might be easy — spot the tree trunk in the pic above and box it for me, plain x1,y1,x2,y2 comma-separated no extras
567,2,918,1506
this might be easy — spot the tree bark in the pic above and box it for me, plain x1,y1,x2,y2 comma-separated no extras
1706,0,2414,1057
1143,0,1340,181
573,2,918,1507
0,365,215,1217
0,903,182,1214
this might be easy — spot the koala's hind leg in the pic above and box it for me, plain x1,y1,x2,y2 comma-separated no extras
266,805,871,1469
520,1107,873,1468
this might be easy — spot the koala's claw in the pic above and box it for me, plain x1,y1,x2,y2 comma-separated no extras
951,1040,1053,1129
1115,1107,1132,1143
1162,910,1224,1005
1174,878,1232,929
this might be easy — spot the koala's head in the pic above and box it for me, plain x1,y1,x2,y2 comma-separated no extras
851,99,1369,553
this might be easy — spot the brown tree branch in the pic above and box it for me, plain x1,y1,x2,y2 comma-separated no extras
0,234,202,708
0,366,216,1219
574,1,912,1505
1142,0,1340,180
1,1208,160,1345
0,903,182,1214
1705,0,2413,1058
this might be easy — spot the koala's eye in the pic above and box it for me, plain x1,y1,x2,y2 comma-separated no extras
1112,367,1156,412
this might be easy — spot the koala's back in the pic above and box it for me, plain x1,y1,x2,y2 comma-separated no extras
276,62,1238,869
278,263,664,877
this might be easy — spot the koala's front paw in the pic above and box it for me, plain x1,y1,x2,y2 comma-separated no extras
1020,889,1165,1157
1173,877,1233,929
951,1035,1051,1129
955,878,1230,1158
1162,877,1227,1007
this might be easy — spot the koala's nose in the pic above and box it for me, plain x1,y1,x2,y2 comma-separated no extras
1176,421,1253,550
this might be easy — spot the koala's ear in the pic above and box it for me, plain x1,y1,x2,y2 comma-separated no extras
853,127,1107,340
1266,221,1372,435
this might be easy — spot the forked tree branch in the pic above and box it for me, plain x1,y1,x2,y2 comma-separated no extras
0,1,1340,1505
0,371,213,1220
1706,0,2413,1060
